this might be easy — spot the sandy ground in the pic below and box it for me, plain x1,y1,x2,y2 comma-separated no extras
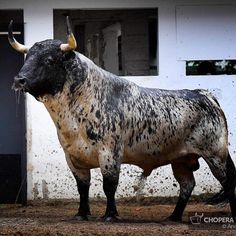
0,198,235,236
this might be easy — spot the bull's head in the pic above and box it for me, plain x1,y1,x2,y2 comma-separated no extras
9,17,78,99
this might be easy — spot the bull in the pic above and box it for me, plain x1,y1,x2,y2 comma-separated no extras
8,17,236,222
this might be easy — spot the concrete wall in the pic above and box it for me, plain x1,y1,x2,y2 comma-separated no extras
1,0,236,200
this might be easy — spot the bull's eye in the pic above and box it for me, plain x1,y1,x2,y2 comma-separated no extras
45,56,54,65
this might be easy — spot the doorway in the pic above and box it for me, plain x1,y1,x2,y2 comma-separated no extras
0,10,27,204
54,9,158,76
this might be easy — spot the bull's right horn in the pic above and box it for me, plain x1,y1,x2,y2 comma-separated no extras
60,16,77,52
8,20,29,54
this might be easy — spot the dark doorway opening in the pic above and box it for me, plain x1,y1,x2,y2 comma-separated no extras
0,10,27,204
54,9,158,76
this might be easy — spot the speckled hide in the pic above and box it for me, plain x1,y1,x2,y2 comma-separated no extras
41,52,227,175
12,39,236,222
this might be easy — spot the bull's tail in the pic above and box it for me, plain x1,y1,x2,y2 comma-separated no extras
198,89,221,107
205,188,226,204
206,153,236,205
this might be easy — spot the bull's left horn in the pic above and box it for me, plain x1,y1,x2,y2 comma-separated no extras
60,16,77,52
8,20,29,54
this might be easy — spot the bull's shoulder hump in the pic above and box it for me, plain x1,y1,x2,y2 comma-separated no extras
76,52,93,65
78,52,138,86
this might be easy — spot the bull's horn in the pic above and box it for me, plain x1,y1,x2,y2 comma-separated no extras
8,20,29,54
60,16,77,52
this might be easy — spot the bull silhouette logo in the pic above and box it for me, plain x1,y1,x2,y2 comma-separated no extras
190,212,204,225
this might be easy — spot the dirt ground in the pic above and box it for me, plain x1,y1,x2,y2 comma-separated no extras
0,198,235,236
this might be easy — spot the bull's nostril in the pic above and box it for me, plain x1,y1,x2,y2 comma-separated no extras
18,78,26,85
14,77,26,85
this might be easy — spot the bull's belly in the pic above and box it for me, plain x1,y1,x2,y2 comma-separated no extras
122,145,188,174
64,142,174,172
62,138,189,171
58,128,192,172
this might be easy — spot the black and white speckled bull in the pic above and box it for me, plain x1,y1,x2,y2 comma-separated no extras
9,17,236,222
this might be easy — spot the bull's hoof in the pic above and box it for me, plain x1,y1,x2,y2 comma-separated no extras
102,215,120,222
73,214,89,221
166,215,182,222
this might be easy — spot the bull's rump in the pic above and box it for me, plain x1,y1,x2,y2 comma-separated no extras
122,88,228,170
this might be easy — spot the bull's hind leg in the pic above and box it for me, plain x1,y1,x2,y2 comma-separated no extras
169,163,196,221
204,153,236,220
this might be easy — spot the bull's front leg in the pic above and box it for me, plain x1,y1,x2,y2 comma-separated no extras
99,143,123,222
102,171,119,221
73,169,91,220
65,154,91,220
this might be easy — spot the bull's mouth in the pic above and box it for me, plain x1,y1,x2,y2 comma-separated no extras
11,82,29,93
11,82,28,104
12,83,22,91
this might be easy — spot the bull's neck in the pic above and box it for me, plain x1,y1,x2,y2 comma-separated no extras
39,55,110,124
41,54,121,126
39,80,94,124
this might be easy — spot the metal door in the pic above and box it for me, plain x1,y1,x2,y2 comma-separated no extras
0,10,26,204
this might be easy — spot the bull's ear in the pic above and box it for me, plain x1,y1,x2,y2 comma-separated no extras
60,16,77,52
8,20,29,54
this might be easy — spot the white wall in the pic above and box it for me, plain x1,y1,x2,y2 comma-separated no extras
1,0,236,200
176,5,236,60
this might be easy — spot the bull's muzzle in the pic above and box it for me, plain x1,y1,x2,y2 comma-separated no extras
12,76,27,91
